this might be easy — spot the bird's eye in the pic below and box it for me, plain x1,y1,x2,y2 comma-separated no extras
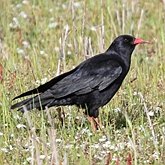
124,38,129,42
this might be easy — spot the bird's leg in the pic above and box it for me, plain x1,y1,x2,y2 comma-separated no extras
87,116,97,132
57,107,65,126
87,116,102,131
93,117,102,130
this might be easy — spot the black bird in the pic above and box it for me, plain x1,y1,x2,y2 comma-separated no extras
11,35,149,130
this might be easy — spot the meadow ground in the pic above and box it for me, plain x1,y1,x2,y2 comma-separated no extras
0,0,165,164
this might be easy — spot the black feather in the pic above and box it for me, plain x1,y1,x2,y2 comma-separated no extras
11,35,140,118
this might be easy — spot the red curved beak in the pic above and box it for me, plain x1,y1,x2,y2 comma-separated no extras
133,38,150,45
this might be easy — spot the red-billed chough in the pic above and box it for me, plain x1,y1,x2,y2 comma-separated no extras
11,35,149,130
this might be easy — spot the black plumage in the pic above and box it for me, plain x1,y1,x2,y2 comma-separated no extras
11,35,147,118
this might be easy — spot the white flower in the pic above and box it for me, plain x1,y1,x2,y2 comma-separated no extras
99,135,107,142
0,132,3,136
152,151,159,159
40,50,45,55
65,144,73,149
22,0,29,5
54,47,60,52
67,51,71,55
40,155,46,159
103,141,111,148
13,114,21,120
100,150,107,155
133,91,138,96
1,148,8,153
73,2,81,8
9,145,13,151
90,26,97,31
56,139,62,143
16,124,26,129
26,157,32,162
92,143,100,149
19,11,28,19
16,48,25,56
94,154,103,160
49,8,53,13
10,134,14,138
16,4,22,8
114,108,121,113
48,22,58,29
148,111,154,116
9,17,20,29
22,40,30,48
77,154,80,157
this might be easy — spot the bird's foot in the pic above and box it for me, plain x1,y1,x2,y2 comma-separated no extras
87,116,102,132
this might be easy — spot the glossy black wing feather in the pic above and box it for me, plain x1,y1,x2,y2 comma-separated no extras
98,67,122,91
13,68,77,100
49,55,123,97
13,54,123,100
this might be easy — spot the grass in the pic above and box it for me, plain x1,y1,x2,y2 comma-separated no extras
0,0,165,164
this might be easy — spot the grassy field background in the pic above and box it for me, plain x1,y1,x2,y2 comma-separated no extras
0,0,165,164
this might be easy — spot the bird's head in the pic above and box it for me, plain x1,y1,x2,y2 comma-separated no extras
107,35,150,58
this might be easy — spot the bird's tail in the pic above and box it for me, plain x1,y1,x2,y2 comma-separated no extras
11,93,55,112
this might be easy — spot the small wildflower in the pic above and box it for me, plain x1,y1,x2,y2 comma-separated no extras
49,8,53,13
133,91,138,96
92,143,100,149
94,154,103,160
22,0,29,5
99,135,107,142
114,107,121,113
65,144,73,149
48,22,58,29
62,4,67,9
117,142,125,151
40,50,45,55
9,17,20,29
67,51,71,55
54,47,60,52
152,151,159,159
103,141,111,148
73,2,81,8
77,154,80,157
10,134,14,138
100,150,107,155
4,124,8,127
56,139,62,143
16,124,26,129
67,43,72,48
0,132,3,136
16,3,22,8
19,11,28,19
1,148,8,153
22,40,30,48
90,26,97,31
88,132,93,136
148,111,154,117
13,114,21,120
39,155,46,159
26,157,32,162
16,48,25,56
9,145,13,151
75,116,80,120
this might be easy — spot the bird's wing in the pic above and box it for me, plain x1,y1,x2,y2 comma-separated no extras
50,55,122,98
13,68,77,100
13,54,122,100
